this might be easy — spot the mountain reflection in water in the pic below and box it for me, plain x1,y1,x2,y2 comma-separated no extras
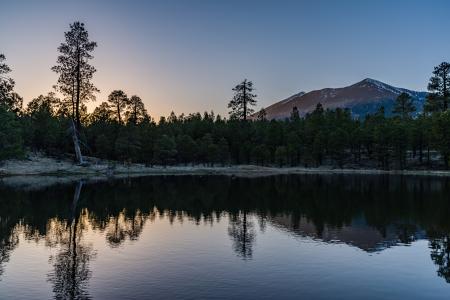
1,175,450,298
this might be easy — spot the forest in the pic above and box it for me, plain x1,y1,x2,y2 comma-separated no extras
1,22,450,170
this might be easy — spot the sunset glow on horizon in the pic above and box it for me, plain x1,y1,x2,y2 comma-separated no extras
2,0,450,119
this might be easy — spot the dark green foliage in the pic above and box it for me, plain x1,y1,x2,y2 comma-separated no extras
1,41,450,170
393,92,416,119
390,120,408,169
274,146,287,167
217,137,230,166
176,134,197,165
95,134,111,158
328,128,348,167
425,62,450,112
154,134,177,166
432,112,450,168
21,93,71,155
0,104,23,160
0,54,23,113
55,102,450,169
252,145,270,166
0,54,24,158
2,89,450,170
115,125,142,161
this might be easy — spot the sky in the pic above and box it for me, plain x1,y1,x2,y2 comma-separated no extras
1,0,450,118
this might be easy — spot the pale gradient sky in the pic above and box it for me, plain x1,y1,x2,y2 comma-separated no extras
1,0,450,118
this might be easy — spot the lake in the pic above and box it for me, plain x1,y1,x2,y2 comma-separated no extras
1,175,450,299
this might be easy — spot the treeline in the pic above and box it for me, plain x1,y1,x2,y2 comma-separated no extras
1,22,450,169
1,96,450,169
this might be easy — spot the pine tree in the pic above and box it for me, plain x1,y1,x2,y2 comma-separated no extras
126,95,148,125
217,137,230,166
228,79,257,121
252,144,270,166
115,125,142,162
52,22,98,130
275,146,287,167
107,90,129,124
0,54,22,113
154,135,177,166
25,93,62,152
432,111,450,169
90,102,113,124
256,108,267,121
290,106,300,121
0,104,23,159
425,62,450,112
393,92,415,119
177,134,198,165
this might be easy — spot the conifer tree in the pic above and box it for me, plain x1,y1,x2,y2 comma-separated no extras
425,62,450,112
107,90,129,124
228,79,257,121
256,108,267,121
0,104,22,159
290,106,300,121
126,95,148,125
52,22,98,130
393,92,415,118
0,54,22,113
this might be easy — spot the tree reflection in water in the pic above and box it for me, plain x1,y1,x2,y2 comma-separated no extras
1,175,450,286
228,211,256,259
0,226,19,280
47,181,96,299
429,234,450,283
105,210,147,247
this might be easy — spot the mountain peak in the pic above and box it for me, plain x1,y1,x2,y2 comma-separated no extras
354,78,403,95
260,78,427,120
357,78,387,87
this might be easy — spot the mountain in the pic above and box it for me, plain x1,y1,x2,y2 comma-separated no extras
261,78,427,119
268,214,426,252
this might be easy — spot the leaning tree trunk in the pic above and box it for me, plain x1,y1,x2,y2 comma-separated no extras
71,181,83,220
71,119,84,164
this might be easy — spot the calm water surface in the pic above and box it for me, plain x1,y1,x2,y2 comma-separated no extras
1,175,450,299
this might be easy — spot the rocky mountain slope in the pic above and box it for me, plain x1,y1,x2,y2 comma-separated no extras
261,78,427,119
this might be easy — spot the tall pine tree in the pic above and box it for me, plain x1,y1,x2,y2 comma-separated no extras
0,54,22,113
126,95,148,125
425,62,450,112
107,90,129,124
228,79,257,121
52,22,98,129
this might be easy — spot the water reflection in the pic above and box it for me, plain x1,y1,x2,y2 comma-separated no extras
46,181,96,299
105,210,147,247
228,211,256,259
0,174,450,296
430,234,450,283
47,211,96,299
0,224,18,280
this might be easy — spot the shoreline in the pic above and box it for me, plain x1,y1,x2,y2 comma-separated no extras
1,155,450,178
1,155,450,190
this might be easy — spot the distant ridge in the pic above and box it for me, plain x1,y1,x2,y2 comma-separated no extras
260,79,427,119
